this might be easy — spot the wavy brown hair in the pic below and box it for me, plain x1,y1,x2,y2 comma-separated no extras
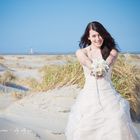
79,21,119,60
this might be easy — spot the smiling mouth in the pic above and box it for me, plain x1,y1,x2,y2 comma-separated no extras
96,42,102,44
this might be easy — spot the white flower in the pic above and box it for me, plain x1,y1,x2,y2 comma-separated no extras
90,58,109,78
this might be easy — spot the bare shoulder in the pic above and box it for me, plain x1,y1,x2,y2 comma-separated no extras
110,49,118,57
76,47,90,53
76,47,90,56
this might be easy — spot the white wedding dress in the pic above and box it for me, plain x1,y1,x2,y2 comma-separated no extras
65,58,140,140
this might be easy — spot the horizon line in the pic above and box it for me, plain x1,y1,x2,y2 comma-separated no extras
0,51,140,55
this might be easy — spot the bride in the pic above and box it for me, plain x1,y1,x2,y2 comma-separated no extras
65,21,140,140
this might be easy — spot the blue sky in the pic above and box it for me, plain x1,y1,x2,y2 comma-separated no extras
0,0,140,54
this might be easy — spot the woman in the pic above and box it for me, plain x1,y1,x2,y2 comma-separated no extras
65,21,140,140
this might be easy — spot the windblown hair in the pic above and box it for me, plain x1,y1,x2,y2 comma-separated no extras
79,21,119,60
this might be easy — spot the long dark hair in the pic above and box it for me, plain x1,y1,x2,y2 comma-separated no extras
79,21,119,60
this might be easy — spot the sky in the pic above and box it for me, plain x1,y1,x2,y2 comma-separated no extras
0,0,140,54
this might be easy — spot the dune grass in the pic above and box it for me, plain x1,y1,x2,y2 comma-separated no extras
39,61,84,91
111,54,140,116
0,56,5,61
26,54,139,116
0,71,16,85
11,91,26,99
15,54,140,117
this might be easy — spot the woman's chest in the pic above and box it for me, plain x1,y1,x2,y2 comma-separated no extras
86,48,102,60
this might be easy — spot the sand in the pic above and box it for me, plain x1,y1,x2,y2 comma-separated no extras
0,85,80,140
0,54,140,140
0,85,140,140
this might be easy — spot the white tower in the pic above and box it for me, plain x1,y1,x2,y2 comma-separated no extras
30,48,34,55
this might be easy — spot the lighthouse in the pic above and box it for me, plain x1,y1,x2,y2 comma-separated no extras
30,48,34,55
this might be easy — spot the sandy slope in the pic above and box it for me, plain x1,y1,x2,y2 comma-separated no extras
0,118,40,140
0,54,140,140
0,55,76,85
0,85,140,140
0,85,80,140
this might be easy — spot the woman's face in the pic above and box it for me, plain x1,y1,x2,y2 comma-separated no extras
88,29,104,48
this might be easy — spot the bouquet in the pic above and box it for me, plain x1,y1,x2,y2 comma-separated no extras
90,58,109,78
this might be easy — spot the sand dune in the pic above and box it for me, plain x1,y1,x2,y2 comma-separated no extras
0,85,140,140
0,54,140,140
0,118,40,140
0,85,80,140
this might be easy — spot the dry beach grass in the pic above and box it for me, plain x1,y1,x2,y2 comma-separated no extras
0,53,140,140
0,54,140,115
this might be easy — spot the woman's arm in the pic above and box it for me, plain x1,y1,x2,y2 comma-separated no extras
106,49,118,66
76,49,93,70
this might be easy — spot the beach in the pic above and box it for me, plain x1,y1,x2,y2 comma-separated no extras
0,54,140,140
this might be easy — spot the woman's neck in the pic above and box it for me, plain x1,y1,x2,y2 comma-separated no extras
90,45,100,51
